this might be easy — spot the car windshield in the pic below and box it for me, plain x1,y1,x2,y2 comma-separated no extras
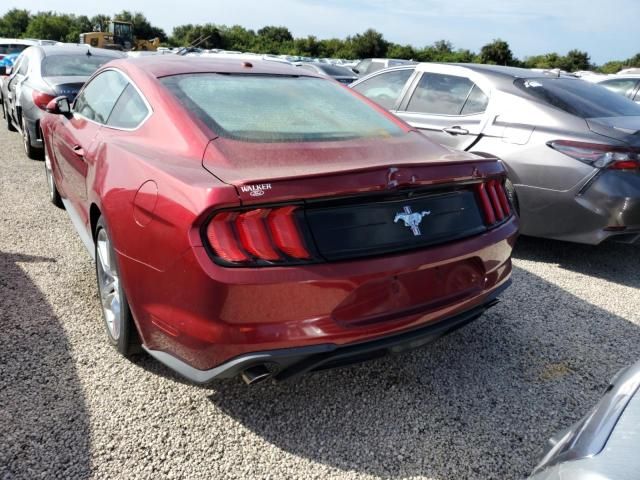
160,73,404,142
41,55,114,77
515,77,640,118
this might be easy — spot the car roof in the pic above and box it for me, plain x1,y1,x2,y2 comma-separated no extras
415,62,549,79
113,55,319,78
36,45,126,58
0,38,38,44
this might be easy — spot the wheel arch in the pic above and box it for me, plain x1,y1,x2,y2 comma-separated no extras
90,203,102,243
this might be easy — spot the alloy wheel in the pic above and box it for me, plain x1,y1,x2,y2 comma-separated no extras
96,229,122,340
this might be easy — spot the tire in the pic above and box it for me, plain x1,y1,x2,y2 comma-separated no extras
505,178,520,216
43,135,64,209
95,217,141,356
4,100,16,132
21,116,41,160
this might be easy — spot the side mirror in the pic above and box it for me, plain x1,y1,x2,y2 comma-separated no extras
45,96,71,115
0,66,6,76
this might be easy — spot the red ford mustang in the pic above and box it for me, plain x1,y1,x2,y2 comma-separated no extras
41,56,518,384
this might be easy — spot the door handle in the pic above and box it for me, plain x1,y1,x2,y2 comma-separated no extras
442,126,469,136
72,145,85,157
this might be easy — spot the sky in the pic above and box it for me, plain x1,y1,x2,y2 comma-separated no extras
4,0,639,64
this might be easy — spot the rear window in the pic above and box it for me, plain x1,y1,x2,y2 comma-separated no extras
160,74,404,142
42,55,114,77
317,65,356,77
0,44,29,55
515,77,640,118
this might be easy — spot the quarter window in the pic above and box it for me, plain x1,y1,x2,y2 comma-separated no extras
74,70,128,124
406,72,488,116
107,84,149,129
352,68,414,109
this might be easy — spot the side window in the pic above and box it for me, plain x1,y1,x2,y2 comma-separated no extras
461,84,489,115
107,84,149,129
599,79,638,97
354,59,371,75
635,90,640,103
17,56,29,75
406,72,487,116
74,70,128,124
367,61,385,75
352,68,414,109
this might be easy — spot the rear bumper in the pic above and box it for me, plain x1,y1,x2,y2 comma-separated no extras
120,216,517,374
143,289,507,384
517,170,640,244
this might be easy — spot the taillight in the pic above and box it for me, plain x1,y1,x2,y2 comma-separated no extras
32,91,56,111
475,179,512,227
205,206,312,266
548,140,640,170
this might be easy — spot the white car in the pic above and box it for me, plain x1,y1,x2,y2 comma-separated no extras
594,74,640,103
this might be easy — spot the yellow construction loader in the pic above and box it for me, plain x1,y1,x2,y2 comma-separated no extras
79,20,160,51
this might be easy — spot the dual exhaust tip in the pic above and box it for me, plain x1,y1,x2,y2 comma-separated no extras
241,364,272,385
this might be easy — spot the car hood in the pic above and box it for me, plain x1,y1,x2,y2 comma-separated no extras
587,116,640,146
202,131,503,203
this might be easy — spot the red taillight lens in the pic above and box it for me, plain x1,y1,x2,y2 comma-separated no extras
548,140,640,170
267,206,310,259
32,91,56,110
206,212,248,262
206,206,312,265
235,209,280,261
476,179,512,227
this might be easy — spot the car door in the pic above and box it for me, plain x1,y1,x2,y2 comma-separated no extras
52,69,128,221
351,67,416,112
396,70,490,150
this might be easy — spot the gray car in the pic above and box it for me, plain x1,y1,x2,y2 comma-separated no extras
295,62,359,84
351,63,640,245
530,360,640,479
1,44,124,159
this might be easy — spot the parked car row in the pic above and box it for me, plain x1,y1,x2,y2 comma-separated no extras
2,41,639,480
350,63,640,245
1,45,124,158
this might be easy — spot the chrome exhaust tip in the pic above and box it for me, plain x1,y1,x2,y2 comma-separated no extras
241,365,271,385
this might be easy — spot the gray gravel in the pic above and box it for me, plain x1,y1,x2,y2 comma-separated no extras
1,124,639,480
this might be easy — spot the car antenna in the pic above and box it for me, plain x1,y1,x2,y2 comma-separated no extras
86,49,92,56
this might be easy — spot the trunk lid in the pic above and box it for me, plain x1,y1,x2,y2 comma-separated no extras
203,131,503,203
587,116,640,147
44,76,88,101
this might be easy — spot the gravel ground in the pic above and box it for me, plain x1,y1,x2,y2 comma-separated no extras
1,124,639,480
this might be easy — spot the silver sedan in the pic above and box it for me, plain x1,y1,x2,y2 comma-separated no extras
351,63,640,245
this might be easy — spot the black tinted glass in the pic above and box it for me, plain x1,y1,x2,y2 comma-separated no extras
42,55,114,77
515,78,640,118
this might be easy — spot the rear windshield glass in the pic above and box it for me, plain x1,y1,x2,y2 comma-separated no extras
0,44,29,55
42,55,114,77
160,74,404,142
317,64,356,77
514,77,640,118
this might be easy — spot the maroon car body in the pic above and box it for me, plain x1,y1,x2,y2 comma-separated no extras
41,56,518,384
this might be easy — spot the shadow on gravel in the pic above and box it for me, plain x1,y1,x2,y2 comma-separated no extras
206,261,640,479
514,236,640,289
0,251,91,479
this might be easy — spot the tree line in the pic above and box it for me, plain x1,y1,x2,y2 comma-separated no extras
1,8,638,73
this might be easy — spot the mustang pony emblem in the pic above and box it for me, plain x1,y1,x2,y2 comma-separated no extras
394,206,431,236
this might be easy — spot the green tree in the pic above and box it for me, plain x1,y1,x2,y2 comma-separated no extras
387,43,416,60
479,39,517,66
89,14,111,33
0,8,30,37
557,49,590,71
349,29,388,58
24,12,72,42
